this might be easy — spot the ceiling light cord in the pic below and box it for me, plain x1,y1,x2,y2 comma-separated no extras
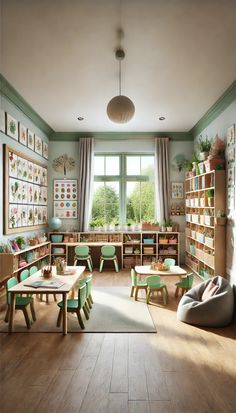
119,60,121,96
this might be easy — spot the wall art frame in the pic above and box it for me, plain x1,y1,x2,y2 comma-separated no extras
6,113,18,141
3,144,48,234
171,182,184,199
35,135,43,155
53,179,78,219
19,122,27,146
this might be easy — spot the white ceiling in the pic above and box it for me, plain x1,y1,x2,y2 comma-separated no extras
1,0,236,133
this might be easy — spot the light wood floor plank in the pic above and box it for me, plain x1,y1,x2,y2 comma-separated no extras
128,334,148,401
108,393,128,413
128,401,150,413
110,333,129,393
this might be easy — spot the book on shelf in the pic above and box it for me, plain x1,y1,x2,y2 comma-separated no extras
24,279,65,289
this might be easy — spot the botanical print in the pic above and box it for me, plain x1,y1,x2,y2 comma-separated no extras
37,166,42,185
38,206,43,224
41,187,48,205
227,147,235,164
35,135,42,155
42,168,48,186
54,200,78,218
33,206,39,225
16,205,22,227
42,206,47,224
6,113,18,141
227,124,235,147
22,159,28,180
9,178,20,203
171,182,184,199
28,183,34,204
54,179,78,200
8,151,18,178
28,162,33,182
227,167,235,187
38,187,43,204
17,180,22,203
42,141,49,159
27,129,34,150
19,123,27,146
21,205,28,226
9,204,18,228
21,182,28,204
0,109,5,132
33,185,39,204
17,157,23,179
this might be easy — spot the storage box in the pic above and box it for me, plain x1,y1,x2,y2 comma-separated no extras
143,247,154,254
143,238,154,244
51,234,64,243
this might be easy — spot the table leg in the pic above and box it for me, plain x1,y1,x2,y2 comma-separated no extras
62,292,67,335
8,292,16,334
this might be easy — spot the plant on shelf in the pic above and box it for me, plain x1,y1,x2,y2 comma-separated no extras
198,136,212,160
207,189,214,207
165,219,173,232
15,236,26,250
215,210,227,226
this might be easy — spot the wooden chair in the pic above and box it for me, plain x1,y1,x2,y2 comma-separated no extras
56,283,89,330
146,275,169,305
175,273,194,297
5,277,36,328
99,245,119,272
74,245,93,272
79,275,93,314
130,269,147,300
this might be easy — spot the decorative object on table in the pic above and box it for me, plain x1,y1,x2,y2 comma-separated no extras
6,113,18,140
197,136,212,161
48,217,62,231
3,145,48,234
53,179,78,219
171,182,184,199
52,154,75,175
55,257,67,274
42,141,49,159
18,123,27,146
0,109,5,132
41,265,53,279
226,124,235,147
27,129,35,150
35,135,43,155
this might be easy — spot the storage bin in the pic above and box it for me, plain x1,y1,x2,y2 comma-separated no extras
143,238,154,244
205,216,214,226
205,236,214,248
52,248,65,254
51,234,64,243
143,247,154,254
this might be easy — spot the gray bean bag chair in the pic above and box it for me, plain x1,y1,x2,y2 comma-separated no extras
177,276,235,327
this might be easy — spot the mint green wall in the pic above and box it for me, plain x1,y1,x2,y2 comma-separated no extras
193,100,236,285
0,94,49,242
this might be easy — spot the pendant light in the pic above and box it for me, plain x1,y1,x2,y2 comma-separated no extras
107,48,135,124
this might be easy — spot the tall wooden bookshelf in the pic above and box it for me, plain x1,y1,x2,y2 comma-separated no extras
185,169,226,279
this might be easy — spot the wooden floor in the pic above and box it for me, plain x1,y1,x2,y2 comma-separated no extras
0,270,236,413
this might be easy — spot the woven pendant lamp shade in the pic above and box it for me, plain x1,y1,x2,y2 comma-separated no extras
107,95,135,123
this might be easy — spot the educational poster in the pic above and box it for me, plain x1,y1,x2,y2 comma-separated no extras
53,179,78,218
4,145,48,234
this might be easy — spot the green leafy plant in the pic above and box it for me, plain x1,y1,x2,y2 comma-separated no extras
198,137,212,152
216,210,226,218
165,219,173,227
207,189,214,198
177,159,193,172
15,236,26,249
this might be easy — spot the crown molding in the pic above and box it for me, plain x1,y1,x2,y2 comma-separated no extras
0,74,54,136
49,131,192,141
190,80,236,137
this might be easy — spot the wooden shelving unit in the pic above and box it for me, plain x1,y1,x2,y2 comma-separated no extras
185,169,226,279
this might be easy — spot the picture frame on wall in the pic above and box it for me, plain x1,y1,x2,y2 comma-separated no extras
0,109,5,132
35,135,43,155
53,179,78,218
19,123,27,146
42,141,49,159
27,129,35,150
227,124,235,147
6,113,18,141
171,182,184,199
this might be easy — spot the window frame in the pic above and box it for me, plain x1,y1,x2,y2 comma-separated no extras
93,152,155,224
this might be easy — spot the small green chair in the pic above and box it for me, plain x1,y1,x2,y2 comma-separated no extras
146,275,169,305
4,277,36,328
19,268,29,282
56,283,89,330
79,275,93,313
29,266,38,276
175,273,194,297
99,245,119,272
74,245,93,272
164,258,176,266
130,269,147,300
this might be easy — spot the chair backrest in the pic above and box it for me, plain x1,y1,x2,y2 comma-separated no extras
146,275,161,288
20,269,29,282
164,258,176,266
29,266,38,276
86,277,92,295
101,245,116,257
75,245,90,257
131,269,137,286
187,273,194,288
6,277,18,305
78,283,87,308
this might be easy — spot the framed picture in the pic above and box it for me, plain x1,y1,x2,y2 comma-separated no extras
53,179,78,218
227,167,235,187
6,113,18,141
27,129,35,150
0,109,5,132
35,135,43,155
19,123,27,146
42,141,49,159
171,182,184,199
227,124,235,147
3,144,48,234
227,147,235,164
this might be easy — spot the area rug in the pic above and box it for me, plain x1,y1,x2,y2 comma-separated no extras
0,287,156,333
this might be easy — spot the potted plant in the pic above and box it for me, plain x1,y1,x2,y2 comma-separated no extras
207,189,214,207
215,210,227,225
198,137,212,161
15,236,26,250
161,222,167,232
165,219,173,232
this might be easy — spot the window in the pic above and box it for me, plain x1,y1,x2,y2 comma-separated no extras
91,154,155,226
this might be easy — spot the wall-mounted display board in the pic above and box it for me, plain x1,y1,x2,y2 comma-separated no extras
3,145,48,234
53,179,78,219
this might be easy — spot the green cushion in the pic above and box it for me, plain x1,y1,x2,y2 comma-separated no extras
57,299,79,309
15,297,32,306
137,281,147,287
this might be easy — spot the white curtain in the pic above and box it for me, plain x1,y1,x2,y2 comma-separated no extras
154,137,170,224
78,138,94,231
